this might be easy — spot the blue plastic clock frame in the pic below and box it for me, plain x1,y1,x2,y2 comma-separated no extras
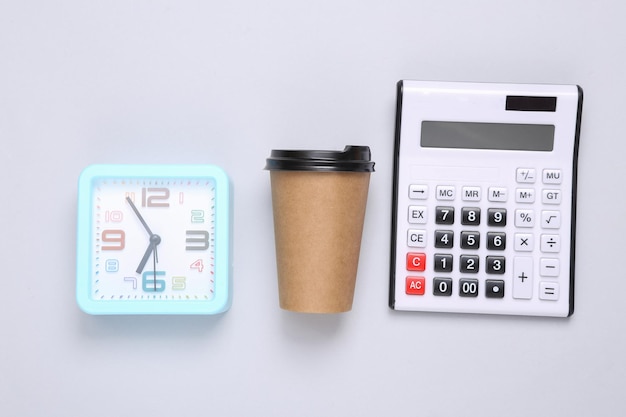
76,164,232,315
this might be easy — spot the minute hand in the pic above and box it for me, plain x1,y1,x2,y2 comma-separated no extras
126,197,154,236
126,197,161,274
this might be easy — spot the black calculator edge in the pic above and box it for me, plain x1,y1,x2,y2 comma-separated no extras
389,80,404,310
568,85,584,317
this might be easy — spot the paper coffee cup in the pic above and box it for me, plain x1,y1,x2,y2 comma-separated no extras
265,146,375,313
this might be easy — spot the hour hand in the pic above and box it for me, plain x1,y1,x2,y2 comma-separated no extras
135,234,161,274
136,243,153,274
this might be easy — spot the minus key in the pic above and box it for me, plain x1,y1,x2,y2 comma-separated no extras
540,258,560,277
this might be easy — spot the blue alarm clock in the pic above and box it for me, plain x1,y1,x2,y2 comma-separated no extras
76,164,231,314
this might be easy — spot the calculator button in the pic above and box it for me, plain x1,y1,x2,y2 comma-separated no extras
462,186,481,201
433,278,453,296
542,189,562,204
543,169,562,184
461,207,481,225
486,256,506,274
513,257,533,300
540,258,560,277
460,231,480,249
541,211,561,228
405,277,425,295
407,229,427,247
486,280,505,298
459,278,479,297
514,233,534,251
435,206,455,224
409,184,428,199
540,234,561,252
514,209,535,227
459,255,479,273
488,208,507,226
408,206,427,224
486,232,506,250
436,185,455,200
516,168,537,183
488,187,508,202
406,253,426,271
515,188,536,203
433,254,453,272
434,230,454,248
539,282,560,300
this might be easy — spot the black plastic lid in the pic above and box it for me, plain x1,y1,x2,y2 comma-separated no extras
265,145,375,172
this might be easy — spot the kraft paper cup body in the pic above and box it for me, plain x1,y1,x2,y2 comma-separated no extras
265,146,375,313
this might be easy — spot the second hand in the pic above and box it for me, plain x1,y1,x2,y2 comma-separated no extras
153,242,159,291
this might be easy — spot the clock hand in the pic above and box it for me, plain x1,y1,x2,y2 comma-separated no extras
126,197,162,275
126,197,154,236
136,243,152,274
153,243,158,291
135,234,161,274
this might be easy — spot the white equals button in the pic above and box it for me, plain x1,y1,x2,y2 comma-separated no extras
539,282,560,301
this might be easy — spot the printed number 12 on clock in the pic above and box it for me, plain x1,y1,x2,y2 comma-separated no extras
389,81,583,317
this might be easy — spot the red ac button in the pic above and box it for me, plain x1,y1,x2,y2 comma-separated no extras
406,277,425,295
406,252,426,271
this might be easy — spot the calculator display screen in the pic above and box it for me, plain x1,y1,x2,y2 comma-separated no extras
421,121,555,151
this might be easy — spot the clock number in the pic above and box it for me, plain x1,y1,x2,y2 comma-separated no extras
142,187,170,207
142,271,166,292
105,259,120,272
125,192,136,203
124,276,137,289
186,230,210,250
191,210,205,223
105,210,124,222
190,259,205,272
101,229,125,250
172,276,186,290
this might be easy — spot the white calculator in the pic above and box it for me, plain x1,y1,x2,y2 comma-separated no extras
389,81,583,317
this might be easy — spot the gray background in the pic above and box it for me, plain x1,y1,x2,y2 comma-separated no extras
1,1,623,416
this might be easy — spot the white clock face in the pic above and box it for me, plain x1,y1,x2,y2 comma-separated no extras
90,178,216,301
